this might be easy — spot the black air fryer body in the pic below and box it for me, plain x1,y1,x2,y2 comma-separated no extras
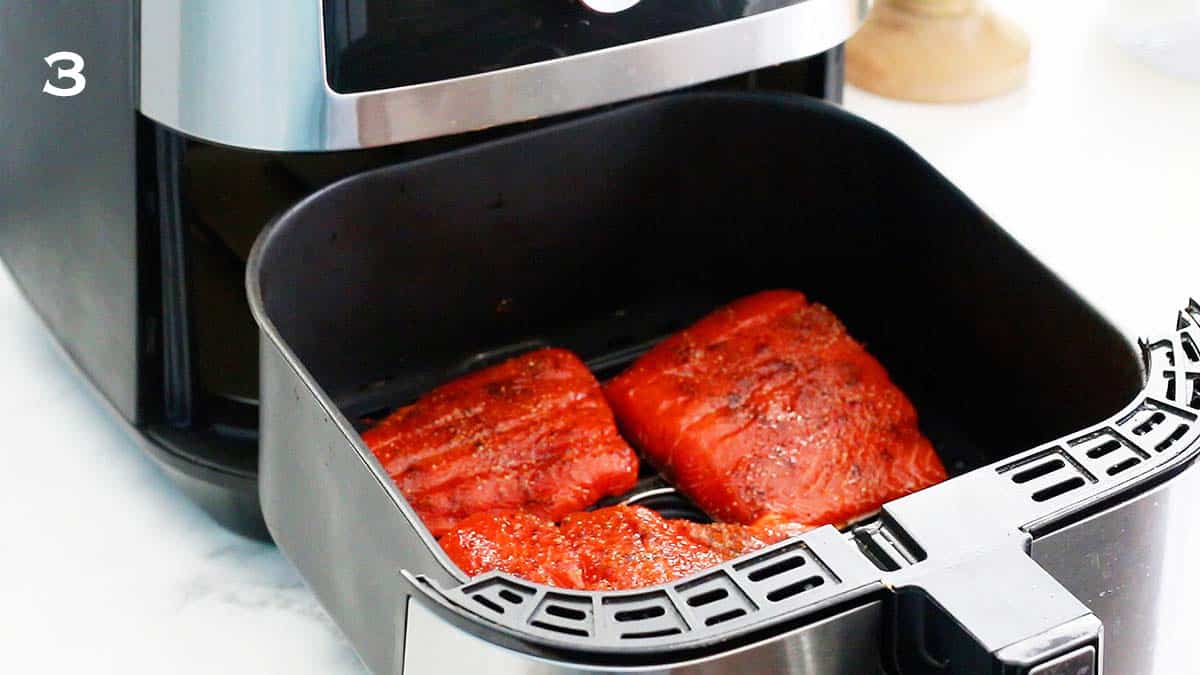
0,0,854,540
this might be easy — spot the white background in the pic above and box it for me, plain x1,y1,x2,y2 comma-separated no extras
1,2,1197,673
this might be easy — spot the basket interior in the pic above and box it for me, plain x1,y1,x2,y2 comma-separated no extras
253,93,1144,526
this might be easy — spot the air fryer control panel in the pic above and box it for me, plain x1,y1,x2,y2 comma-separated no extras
323,0,805,92
140,0,863,150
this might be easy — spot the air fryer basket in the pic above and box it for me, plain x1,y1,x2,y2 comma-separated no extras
248,93,1197,674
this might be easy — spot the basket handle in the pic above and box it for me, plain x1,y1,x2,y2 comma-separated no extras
893,547,1101,674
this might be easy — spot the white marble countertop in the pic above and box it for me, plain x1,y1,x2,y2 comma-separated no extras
1,2,1197,673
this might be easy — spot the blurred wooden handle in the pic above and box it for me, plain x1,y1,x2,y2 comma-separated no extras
846,0,1030,102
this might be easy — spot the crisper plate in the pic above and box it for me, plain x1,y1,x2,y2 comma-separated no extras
247,92,1184,674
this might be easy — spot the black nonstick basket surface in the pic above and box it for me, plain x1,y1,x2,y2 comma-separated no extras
247,92,1182,674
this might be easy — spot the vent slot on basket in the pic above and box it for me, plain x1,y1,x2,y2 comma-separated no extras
529,593,594,638
766,576,825,602
1106,457,1141,476
705,609,747,626
999,448,1092,503
460,577,536,619
1132,412,1166,436
734,542,836,608
1190,374,1200,410
474,595,504,613
687,588,728,607
1117,399,1198,457
675,572,757,630
1155,424,1190,452
1086,440,1121,459
498,589,524,604
613,606,665,622
747,555,806,582
733,542,807,572
1011,458,1065,484
1032,477,1086,502
601,591,687,641
546,604,588,621
1067,429,1146,483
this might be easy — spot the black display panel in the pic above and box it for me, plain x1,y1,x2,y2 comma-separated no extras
324,1,801,93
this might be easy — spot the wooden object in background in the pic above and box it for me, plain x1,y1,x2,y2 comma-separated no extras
847,0,1031,102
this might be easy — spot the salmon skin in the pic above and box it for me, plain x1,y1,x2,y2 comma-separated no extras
362,348,639,538
605,290,947,531
440,506,789,590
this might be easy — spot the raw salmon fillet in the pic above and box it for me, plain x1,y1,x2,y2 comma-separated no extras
605,290,947,531
440,505,788,590
437,510,587,589
362,348,639,537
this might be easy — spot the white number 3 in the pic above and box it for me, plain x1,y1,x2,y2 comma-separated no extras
43,51,86,97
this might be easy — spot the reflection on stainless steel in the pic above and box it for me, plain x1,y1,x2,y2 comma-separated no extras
1033,456,1200,675
402,597,885,674
140,0,867,151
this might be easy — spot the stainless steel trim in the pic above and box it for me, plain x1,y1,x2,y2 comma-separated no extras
140,0,867,151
